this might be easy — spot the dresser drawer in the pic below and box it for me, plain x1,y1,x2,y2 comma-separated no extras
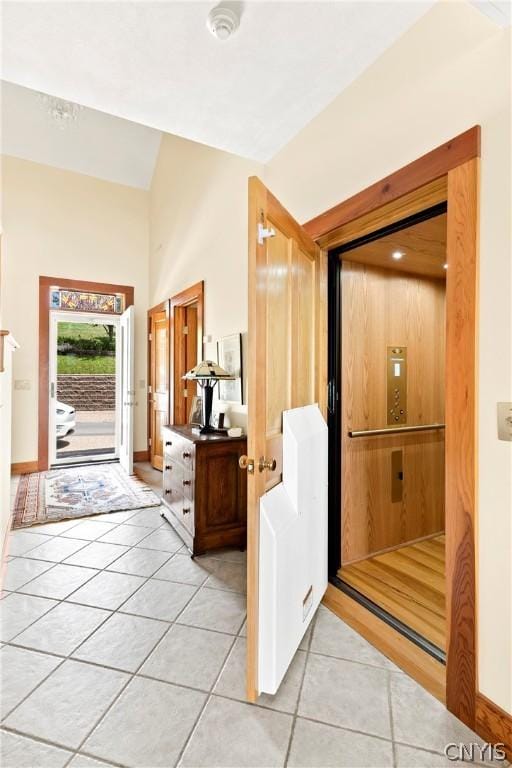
181,470,194,502
162,484,182,508
164,459,184,492
163,430,175,455
180,497,195,535
163,433,195,471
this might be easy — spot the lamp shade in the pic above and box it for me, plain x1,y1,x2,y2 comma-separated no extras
182,360,235,380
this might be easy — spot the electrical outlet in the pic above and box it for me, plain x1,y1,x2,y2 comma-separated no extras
497,402,512,441
14,380,31,391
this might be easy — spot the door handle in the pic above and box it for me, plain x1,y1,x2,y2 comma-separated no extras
239,455,255,474
328,379,337,415
259,456,277,473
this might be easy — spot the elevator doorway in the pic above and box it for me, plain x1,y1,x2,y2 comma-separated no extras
329,205,447,658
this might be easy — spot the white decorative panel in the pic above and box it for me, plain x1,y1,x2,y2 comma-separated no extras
258,404,328,694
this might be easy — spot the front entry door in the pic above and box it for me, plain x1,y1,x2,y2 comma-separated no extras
148,303,170,469
245,177,328,700
119,305,135,474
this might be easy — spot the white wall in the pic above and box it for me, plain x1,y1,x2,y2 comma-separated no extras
149,132,262,426
1,155,150,461
265,1,512,713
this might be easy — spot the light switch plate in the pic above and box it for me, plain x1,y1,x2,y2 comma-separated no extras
497,402,512,441
14,380,31,391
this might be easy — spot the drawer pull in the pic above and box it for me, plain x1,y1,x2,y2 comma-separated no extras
164,489,172,495
183,507,191,514
165,441,172,447
183,480,191,486
165,465,172,471
183,451,191,459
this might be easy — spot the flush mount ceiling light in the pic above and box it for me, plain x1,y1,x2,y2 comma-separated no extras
207,5,240,41
37,92,83,129
391,251,404,260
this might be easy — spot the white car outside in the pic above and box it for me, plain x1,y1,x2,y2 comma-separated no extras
56,400,75,438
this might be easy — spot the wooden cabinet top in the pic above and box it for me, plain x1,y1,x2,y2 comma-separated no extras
163,424,246,445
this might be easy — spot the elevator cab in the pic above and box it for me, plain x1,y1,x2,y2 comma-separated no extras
329,204,447,659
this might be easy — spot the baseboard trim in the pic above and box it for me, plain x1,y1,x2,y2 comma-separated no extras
476,693,512,760
11,461,39,475
322,583,446,703
13,455,151,473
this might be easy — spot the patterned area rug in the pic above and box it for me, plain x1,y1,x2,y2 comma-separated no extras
12,463,160,529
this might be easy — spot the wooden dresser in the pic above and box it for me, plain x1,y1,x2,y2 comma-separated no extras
161,425,247,556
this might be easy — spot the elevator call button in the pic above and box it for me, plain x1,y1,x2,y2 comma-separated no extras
387,346,407,425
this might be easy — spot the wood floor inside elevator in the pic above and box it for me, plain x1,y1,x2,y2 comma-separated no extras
338,535,446,651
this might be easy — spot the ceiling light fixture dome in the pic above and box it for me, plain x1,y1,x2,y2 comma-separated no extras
207,5,240,41
37,92,83,129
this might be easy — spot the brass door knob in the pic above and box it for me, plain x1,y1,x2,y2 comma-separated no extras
259,456,277,473
239,455,255,474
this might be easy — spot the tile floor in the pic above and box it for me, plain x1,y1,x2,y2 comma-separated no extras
1,470,501,767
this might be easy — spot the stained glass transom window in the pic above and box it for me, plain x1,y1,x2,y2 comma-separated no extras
50,289,124,314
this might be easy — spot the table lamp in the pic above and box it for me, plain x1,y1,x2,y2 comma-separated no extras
183,360,235,434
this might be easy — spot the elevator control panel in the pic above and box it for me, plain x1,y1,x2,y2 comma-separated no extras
387,346,407,425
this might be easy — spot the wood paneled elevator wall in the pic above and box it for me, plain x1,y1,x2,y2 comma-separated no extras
341,261,446,564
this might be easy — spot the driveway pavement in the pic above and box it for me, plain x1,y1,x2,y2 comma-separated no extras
57,410,116,458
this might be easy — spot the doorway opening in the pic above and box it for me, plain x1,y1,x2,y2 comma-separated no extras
328,205,447,659
38,277,135,473
49,312,120,467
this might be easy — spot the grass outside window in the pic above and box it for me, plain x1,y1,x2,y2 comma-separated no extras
57,355,116,374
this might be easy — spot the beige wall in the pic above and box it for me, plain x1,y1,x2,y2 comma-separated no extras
1,155,150,461
265,1,511,713
149,133,262,426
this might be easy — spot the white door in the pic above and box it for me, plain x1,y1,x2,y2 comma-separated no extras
48,314,59,466
119,305,135,474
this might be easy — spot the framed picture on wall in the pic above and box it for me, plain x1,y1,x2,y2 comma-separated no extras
217,333,243,403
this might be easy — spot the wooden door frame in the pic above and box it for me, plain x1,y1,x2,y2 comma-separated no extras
147,300,171,464
302,126,480,730
170,281,204,425
38,276,134,472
